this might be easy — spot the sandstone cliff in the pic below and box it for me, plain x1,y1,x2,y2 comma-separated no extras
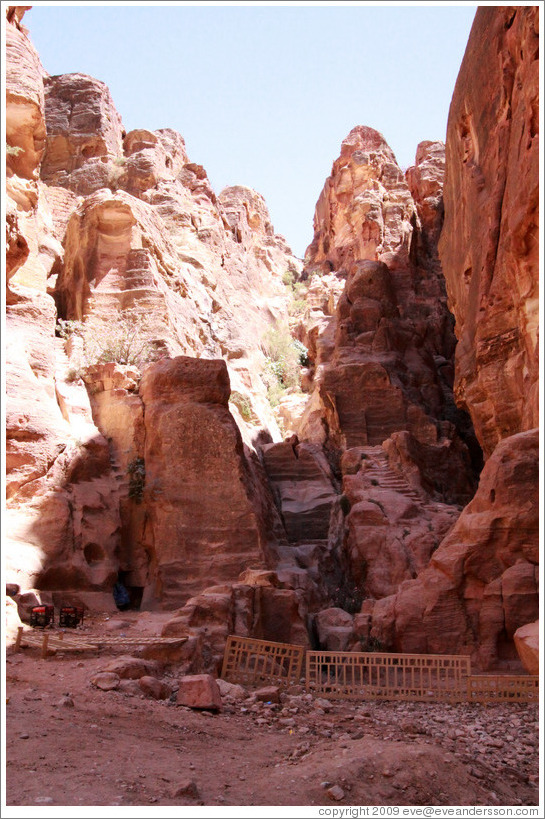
370,6,539,668
286,124,481,627
439,6,539,456
4,6,306,623
4,6,539,671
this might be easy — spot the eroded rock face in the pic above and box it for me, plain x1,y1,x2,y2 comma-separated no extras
306,126,416,275
46,80,302,434
162,574,310,673
341,445,460,601
405,141,445,271
5,6,47,180
370,6,541,669
439,5,539,458
5,7,61,300
371,430,539,668
40,73,124,194
514,621,539,675
137,357,277,608
4,10,301,624
301,128,474,464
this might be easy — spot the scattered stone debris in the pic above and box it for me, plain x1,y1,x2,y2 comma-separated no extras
5,646,539,807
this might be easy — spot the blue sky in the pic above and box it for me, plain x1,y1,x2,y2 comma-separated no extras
26,2,477,258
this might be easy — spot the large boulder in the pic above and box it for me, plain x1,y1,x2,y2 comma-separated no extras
176,674,222,711
514,621,539,675
137,357,276,608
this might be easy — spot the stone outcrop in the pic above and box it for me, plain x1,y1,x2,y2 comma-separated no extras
341,445,460,601
306,126,416,275
371,430,539,668
137,357,278,607
4,6,538,673
4,7,302,620
4,8,122,601
367,6,540,669
162,574,310,673
5,6,47,180
514,621,539,676
301,128,473,456
40,73,125,194
438,5,539,458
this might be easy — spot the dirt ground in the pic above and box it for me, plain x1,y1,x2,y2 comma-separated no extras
4,611,540,811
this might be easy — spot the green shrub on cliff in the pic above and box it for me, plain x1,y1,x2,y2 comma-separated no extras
56,311,158,371
229,390,253,422
262,325,304,388
260,323,309,408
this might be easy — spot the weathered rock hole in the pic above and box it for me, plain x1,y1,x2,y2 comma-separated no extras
84,543,106,564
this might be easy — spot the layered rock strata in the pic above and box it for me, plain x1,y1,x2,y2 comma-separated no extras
4,7,305,625
438,5,539,457
369,6,540,668
293,125,482,641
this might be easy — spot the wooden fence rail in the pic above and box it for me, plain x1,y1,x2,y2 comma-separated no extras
467,675,539,703
306,650,471,702
14,627,187,659
221,635,304,688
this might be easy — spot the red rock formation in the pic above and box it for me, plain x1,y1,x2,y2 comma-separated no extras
369,6,540,670
5,6,46,180
5,6,61,299
438,5,539,457
138,357,277,607
42,64,302,433
161,573,310,673
296,125,480,633
40,73,124,195
341,445,461,601
371,430,539,668
514,621,539,675
4,9,303,622
306,126,416,277
406,141,445,269
301,127,471,460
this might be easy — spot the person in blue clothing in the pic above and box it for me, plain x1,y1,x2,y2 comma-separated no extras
113,573,131,611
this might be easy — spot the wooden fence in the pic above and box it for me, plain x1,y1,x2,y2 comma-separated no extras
14,627,187,659
220,637,538,704
15,628,540,704
221,635,305,688
467,675,539,703
306,650,471,702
